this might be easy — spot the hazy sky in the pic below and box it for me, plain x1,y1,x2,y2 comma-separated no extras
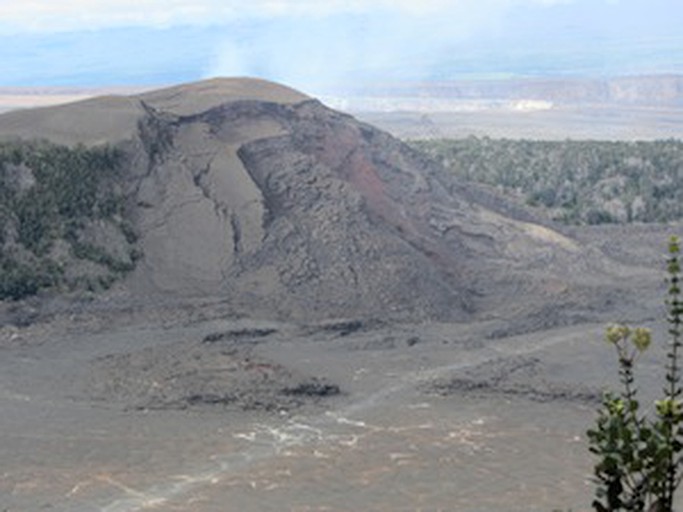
1,0,681,92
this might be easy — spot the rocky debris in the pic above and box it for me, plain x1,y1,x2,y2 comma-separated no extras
310,319,372,337
84,336,340,413
343,335,425,351
427,355,601,404
281,379,341,398
202,328,278,344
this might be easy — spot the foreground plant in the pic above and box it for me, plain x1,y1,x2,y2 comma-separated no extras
588,236,683,511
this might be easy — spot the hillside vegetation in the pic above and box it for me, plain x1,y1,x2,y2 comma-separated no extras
412,137,683,225
0,140,139,300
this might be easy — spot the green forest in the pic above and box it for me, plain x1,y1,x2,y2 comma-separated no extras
0,140,138,300
412,137,683,225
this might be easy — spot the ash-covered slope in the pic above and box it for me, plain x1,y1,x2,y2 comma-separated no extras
129,96,475,320
0,78,613,322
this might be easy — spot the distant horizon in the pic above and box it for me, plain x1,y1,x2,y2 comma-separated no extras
1,1,681,95
1,71,682,93
2,73,683,117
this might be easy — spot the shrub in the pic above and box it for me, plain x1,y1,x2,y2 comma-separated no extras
0,257,60,300
587,236,683,511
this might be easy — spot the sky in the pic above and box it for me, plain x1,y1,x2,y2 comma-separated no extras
0,0,681,93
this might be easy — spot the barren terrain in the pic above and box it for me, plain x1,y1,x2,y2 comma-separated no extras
0,78,681,511
354,104,683,141
1,223,679,512
332,75,683,140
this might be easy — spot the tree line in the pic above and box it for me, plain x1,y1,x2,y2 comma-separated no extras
411,137,683,225
0,140,137,300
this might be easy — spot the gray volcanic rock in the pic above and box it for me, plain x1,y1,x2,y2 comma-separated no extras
128,98,475,320
0,78,611,322
85,333,340,412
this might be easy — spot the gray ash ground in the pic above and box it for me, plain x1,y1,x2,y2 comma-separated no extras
1,311,610,512
0,223,680,512
85,329,340,413
426,355,602,405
